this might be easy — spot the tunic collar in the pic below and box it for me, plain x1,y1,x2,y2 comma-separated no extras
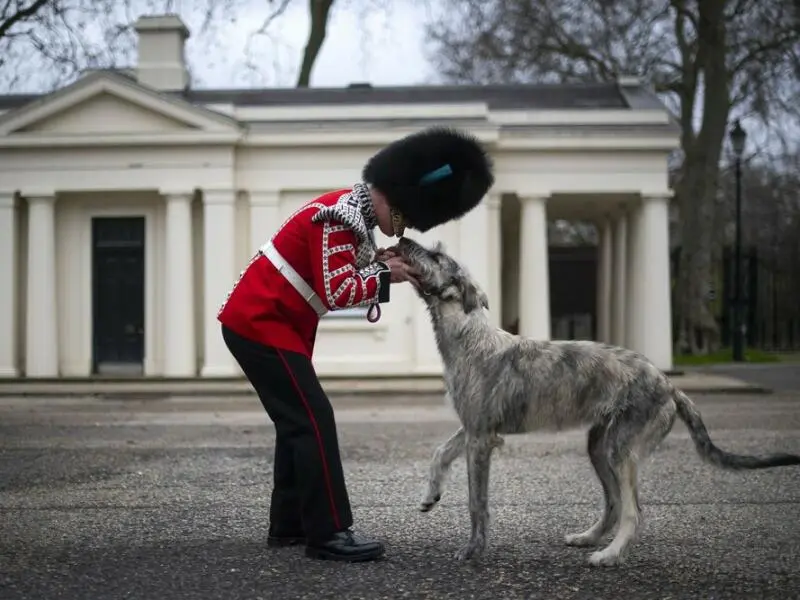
352,182,378,231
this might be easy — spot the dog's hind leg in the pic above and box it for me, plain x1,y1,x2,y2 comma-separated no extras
420,427,465,512
454,433,495,561
588,457,641,567
565,423,621,547
587,400,674,567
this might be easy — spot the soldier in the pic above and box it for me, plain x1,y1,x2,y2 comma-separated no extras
218,126,494,562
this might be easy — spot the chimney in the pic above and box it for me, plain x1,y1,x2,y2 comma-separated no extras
133,14,190,91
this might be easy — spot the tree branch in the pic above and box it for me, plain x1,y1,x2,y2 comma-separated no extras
672,0,698,147
731,29,800,75
296,0,334,87
669,0,698,31
253,0,294,36
540,19,615,80
0,0,51,39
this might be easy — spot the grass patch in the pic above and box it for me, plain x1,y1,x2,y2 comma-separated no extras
673,348,783,366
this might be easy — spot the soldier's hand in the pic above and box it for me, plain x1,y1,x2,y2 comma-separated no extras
375,247,398,261
384,256,420,287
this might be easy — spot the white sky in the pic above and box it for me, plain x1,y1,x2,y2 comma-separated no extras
182,0,438,89
2,0,790,160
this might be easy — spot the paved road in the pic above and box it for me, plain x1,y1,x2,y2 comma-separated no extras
1,394,799,600
693,364,800,393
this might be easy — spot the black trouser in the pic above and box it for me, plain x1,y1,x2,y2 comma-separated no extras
221,325,353,541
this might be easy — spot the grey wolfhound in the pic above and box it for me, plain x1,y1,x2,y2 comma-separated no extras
393,236,800,567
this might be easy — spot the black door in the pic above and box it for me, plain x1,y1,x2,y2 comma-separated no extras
92,217,145,375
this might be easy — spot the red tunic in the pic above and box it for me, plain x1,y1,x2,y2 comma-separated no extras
217,186,391,358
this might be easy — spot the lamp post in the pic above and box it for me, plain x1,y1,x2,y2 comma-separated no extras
729,119,746,362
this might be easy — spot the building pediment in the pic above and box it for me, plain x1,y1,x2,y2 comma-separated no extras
0,71,241,139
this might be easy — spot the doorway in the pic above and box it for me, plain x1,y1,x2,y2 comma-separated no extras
91,216,146,375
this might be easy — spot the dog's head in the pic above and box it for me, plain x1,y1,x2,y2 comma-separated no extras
395,236,489,315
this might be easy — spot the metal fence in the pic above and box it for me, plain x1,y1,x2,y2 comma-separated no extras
671,246,800,352
719,247,800,351
547,245,800,351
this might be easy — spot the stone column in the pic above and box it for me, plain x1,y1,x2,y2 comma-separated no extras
0,193,18,377
634,195,674,370
517,195,551,340
163,192,196,377
486,194,503,328
611,213,628,347
625,203,642,351
25,194,59,377
501,197,521,331
200,190,237,377
249,190,280,253
596,218,613,343
458,194,493,318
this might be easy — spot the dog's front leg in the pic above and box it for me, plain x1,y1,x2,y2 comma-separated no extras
454,433,494,561
420,426,465,512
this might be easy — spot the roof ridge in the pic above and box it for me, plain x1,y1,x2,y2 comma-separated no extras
0,80,644,112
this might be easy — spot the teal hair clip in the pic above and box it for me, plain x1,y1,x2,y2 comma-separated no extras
419,164,453,185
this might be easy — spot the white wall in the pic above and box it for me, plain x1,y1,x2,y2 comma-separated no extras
0,84,677,378
6,147,672,378
33,186,460,378
54,191,164,376
495,150,671,196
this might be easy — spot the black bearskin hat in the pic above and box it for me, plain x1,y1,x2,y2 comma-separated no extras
362,126,494,233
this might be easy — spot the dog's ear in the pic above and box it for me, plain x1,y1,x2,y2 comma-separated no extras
478,289,489,310
459,279,484,313
431,241,446,254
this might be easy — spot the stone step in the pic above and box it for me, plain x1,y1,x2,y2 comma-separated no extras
0,376,447,399
0,371,771,400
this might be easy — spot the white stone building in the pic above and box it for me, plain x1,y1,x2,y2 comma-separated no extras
0,15,680,380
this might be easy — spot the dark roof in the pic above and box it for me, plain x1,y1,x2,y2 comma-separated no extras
0,80,656,112
0,94,36,110
182,82,630,109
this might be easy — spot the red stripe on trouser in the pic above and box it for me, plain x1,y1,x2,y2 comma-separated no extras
275,349,342,531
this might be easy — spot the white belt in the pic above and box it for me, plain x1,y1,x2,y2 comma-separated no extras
260,241,328,317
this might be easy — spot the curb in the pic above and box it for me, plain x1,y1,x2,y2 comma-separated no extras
678,385,773,396
0,372,774,400
0,384,773,401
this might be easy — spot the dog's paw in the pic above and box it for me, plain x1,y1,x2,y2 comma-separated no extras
454,539,485,561
564,532,600,547
489,435,505,451
587,550,623,567
418,493,441,512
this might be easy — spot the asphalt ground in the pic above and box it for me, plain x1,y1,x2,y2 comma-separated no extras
693,363,800,393
1,393,799,600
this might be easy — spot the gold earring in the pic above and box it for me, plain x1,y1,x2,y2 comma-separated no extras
391,209,406,237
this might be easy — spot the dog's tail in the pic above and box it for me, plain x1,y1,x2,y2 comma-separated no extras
673,389,800,470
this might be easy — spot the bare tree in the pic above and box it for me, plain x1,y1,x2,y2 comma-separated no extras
0,0,398,92
424,0,800,355
296,0,333,87
257,0,398,87
0,0,50,39
0,0,254,92
719,152,800,267
715,151,800,350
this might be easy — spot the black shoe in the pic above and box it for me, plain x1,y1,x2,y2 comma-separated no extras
305,530,385,562
267,527,305,548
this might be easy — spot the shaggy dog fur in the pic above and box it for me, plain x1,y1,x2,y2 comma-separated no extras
394,236,800,567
